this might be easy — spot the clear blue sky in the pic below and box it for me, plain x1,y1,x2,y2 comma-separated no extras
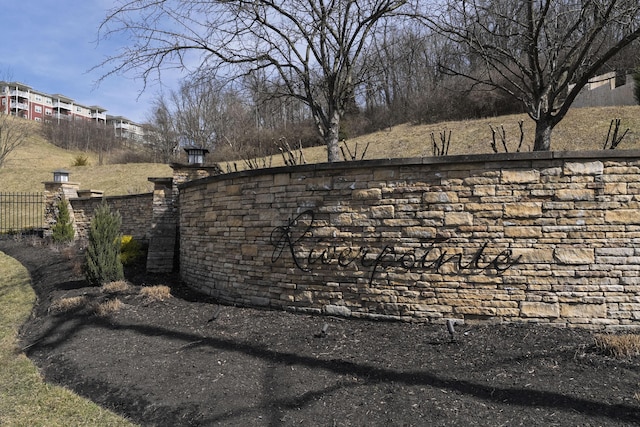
0,1,183,123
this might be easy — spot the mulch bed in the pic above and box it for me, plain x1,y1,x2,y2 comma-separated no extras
2,239,639,426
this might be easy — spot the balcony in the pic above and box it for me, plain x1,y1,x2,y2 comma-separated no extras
91,111,107,121
9,89,29,98
10,102,28,111
53,112,72,121
53,101,72,110
114,122,130,130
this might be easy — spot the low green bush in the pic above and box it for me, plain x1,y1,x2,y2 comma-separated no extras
120,235,144,265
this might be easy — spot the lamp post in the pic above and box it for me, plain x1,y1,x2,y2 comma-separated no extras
53,169,70,183
184,146,209,165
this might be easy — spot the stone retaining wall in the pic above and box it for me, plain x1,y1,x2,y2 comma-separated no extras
69,193,153,243
178,151,640,330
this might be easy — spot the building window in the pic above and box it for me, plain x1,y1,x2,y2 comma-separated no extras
76,106,82,112
34,106,42,113
35,117,42,122
35,95,42,102
45,109,52,115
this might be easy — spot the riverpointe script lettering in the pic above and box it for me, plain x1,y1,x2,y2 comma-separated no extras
270,210,521,285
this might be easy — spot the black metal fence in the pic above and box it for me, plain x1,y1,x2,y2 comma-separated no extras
0,192,44,236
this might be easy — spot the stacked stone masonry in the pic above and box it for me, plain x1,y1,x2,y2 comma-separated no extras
69,193,153,243
146,165,223,273
178,151,640,330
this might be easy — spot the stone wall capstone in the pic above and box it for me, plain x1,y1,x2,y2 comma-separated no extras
178,150,640,330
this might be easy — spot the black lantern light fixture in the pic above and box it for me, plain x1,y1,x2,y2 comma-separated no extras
184,146,209,165
53,169,70,183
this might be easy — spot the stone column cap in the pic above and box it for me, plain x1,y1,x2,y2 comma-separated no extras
148,177,173,184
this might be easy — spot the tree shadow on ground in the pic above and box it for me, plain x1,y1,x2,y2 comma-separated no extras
22,311,640,426
5,240,640,426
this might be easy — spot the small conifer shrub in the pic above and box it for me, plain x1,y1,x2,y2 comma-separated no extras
83,202,124,286
51,199,75,243
72,155,90,166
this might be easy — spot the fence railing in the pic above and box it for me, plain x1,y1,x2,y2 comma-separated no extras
0,192,44,236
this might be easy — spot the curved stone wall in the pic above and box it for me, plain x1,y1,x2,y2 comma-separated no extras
179,151,640,330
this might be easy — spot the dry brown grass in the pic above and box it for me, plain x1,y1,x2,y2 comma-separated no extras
94,298,124,317
71,258,83,277
0,124,171,194
594,333,640,358
49,296,89,314
3,106,640,193
139,285,172,302
101,280,132,294
58,245,78,260
220,105,640,171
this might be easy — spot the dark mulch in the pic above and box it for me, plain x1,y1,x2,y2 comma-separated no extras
2,239,639,427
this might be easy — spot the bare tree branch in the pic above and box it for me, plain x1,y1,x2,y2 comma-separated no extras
424,0,640,151
0,115,32,168
96,0,414,162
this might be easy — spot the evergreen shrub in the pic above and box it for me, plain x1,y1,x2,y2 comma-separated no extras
72,155,89,166
83,202,124,286
51,199,74,243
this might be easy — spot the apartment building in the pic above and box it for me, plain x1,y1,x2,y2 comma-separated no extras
107,115,146,142
0,81,109,123
0,81,146,143
569,71,637,108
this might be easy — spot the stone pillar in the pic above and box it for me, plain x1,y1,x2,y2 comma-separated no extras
43,181,79,239
146,177,177,273
146,164,222,273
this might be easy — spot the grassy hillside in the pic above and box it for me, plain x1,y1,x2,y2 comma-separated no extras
278,105,640,166
0,124,171,195
2,106,640,195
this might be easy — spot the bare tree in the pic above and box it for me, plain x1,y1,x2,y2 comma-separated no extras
169,78,259,155
146,98,179,163
0,114,33,168
41,118,117,164
427,0,640,151
244,70,311,133
361,23,455,125
98,0,412,162
171,79,226,151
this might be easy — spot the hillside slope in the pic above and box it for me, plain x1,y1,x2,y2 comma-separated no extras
2,105,639,194
292,106,640,165
0,127,171,195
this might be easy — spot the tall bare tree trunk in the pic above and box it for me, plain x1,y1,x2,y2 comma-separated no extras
533,117,553,151
325,110,341,162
